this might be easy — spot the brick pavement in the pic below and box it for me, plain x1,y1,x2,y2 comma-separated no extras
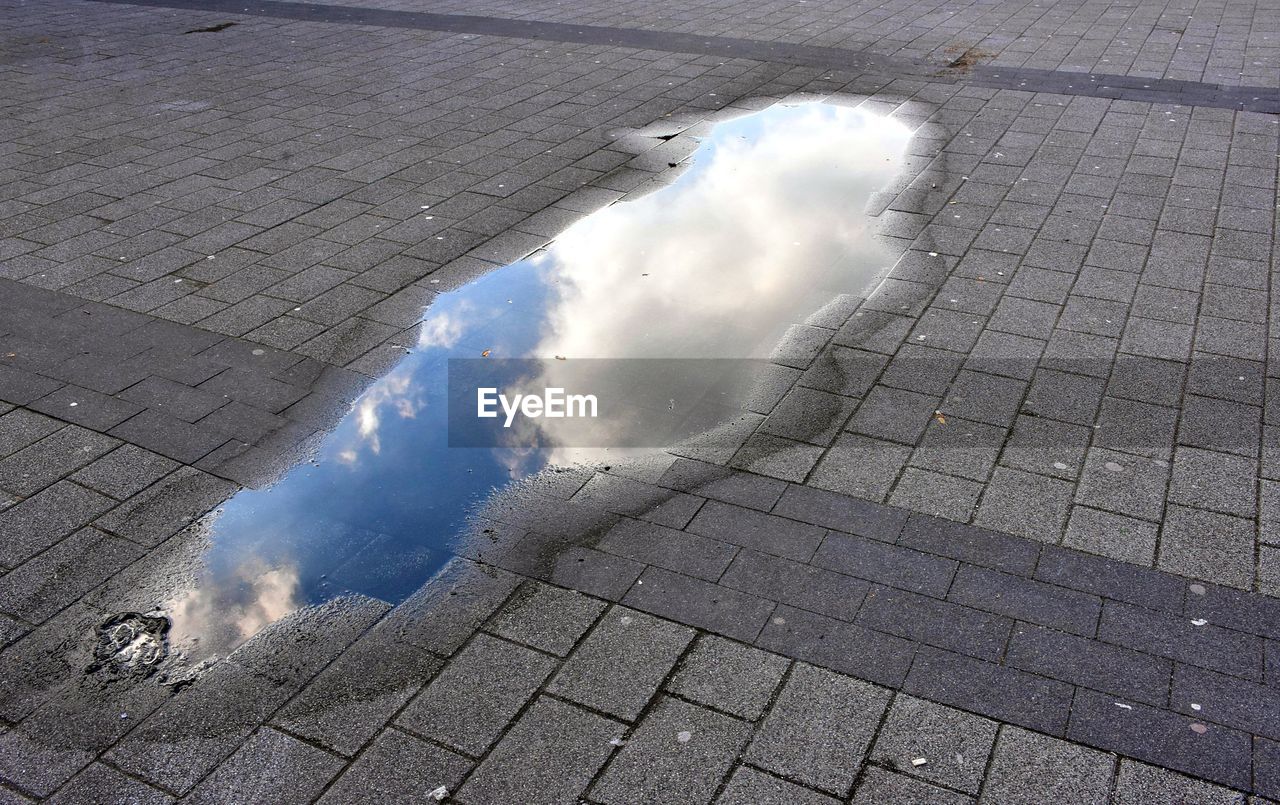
2,0,1280,800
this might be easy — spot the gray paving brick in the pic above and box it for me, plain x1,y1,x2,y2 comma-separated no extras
0,526,141,623
0,425,117,497
67,444,178,500
1111,759,1244,805
858,584,1011,662
854,766,973,805
460,697,623,805
974,467,1074,543
772,481,908,540
1074,447,1170,521
745,663,889,796
548,605,693,721
1158,505,1256,590
317,729,470,805
0,481,115,568
104,662,292,796
717,765,841,805
93,466,234,546
657,459,785,512
870,693,996,795
980,727,1114,805
848,385,939,444
184,727,343,805
273,629,441,757
396,633,555,756
594,696,749,805
809,433,911,502
45,762,173,805
666,634,787,720
487,580,605,656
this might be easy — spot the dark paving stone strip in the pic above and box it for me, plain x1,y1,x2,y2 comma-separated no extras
82,0,1280,114
83,0,906,74
969,66,1280,114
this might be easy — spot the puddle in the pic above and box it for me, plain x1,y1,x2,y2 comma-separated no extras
161,101,913,664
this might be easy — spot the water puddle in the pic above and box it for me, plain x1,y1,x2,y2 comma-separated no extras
160,101,913,664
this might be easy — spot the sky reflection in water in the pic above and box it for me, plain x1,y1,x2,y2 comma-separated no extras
167,102,912,660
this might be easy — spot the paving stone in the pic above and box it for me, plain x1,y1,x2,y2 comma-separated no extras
896,512,1040,575
1005,622,1171,706
593,696,750,805
596,519,732,582
974,467,1074,543
666,634,788,720
904,646,1073,736
809,434,911,502
316,729,470,805
1067,688,1251,790
0,425,117,497
1063,506,1160,565
1158,505,1256,590
460,697,623,805
686,500,825,562
980,727,1114,805
104,662,292,796
743,663,888,795
67,444,178,500
379,558,521,657
869,694,997,794
396,633,556,756
1098,600,1262,682
92,467,235,547
813,531,957,597
623,566,774,643
0,526,142,623
1035,545,1186,612
949,563,1101,637
717,765,841,805
857,585,1011,662
273,629,442,756
719,549,869,620
772,483,908,540
548,605,693,721
658,459,786,511
853,766,973,805
45,763,173,805
756,603,916,687
1167,447,1258,517
487,580,606,656
1074,447,1170,522
184,727,343,805
1111,759,1244,805
0,480,115,567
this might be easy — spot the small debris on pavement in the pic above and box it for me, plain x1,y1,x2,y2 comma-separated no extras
911,757,927,767
1190,618,1208,626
